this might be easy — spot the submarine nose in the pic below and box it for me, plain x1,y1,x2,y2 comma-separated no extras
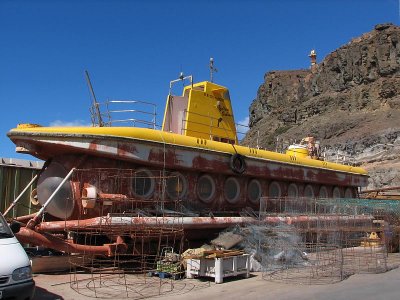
37,161,74,219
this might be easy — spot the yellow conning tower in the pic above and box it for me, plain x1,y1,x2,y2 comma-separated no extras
162,81,238,144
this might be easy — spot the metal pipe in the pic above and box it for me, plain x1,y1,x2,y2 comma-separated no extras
27,167,76,229
16,227,117,256
3,174,38,217
15,213,38,224
360,186,400,193
36,214,374,232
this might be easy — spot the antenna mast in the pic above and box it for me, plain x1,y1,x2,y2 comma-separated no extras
85,70,104,127
209,57,218,82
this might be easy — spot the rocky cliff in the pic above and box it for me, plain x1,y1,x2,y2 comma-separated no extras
244,23,400,189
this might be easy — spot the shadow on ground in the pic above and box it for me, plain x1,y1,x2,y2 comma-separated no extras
32,286,64,300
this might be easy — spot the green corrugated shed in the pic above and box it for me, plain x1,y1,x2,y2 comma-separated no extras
0,158,43,217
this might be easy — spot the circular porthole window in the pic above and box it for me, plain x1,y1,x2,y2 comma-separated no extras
224,177,241,204
319,186,329,199
287,183,299,199
344,187,354,199
332,187,342,199
166,172,188,199
304,185,315,198
248,179,262,204
269,181,281,198
132,169,155,198
197,174,216,203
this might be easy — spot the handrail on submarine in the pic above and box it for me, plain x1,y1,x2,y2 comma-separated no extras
169,73,193,95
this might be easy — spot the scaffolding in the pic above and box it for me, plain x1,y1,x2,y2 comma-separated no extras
67,168,188,298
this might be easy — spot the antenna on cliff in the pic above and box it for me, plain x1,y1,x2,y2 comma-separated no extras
209,57,218,82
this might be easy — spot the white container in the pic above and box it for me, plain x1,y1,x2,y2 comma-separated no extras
186,254,250,283
0,212,35,300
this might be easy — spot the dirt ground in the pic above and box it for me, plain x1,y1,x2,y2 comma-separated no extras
32,254,400,300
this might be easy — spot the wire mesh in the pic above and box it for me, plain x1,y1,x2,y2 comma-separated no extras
67,168,190,298
253,197,395,284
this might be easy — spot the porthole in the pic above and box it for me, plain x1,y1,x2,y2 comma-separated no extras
269,181,281,198
197,174,216,203
224,177,241,204
166,172,188,199
319,186,329,199
248,179,262,204
304,185,315,198
332,187,342,199
344,187,354,199
132,169,155,198
287,183,299,198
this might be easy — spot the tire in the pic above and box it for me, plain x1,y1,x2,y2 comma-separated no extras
230,154,246,174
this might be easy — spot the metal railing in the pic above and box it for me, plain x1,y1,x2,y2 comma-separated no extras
179,109,243,144
322,149,357,166
90,100,157,129
274,138,357,166
236,123,255,146
89,97,260,147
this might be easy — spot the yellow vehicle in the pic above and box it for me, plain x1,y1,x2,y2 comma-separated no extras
4,73,369,256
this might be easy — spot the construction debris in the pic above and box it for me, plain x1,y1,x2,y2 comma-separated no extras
211,231,244,249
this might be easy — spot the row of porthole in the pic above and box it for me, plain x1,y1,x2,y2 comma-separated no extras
130,169,263,204
131,169,354,202
197,175,262,204
131,169,190,199
269,181,354,199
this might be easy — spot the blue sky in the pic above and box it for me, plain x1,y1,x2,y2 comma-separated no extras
0,0,398,160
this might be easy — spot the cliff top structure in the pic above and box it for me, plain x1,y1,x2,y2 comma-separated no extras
245,23,400,189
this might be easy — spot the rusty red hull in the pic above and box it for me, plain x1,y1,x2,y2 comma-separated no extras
8,132,367,187
7,131,369,256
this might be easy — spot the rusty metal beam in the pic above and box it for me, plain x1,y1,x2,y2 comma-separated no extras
35,215,374,232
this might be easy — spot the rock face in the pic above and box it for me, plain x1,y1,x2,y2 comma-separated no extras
244,23,400,189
